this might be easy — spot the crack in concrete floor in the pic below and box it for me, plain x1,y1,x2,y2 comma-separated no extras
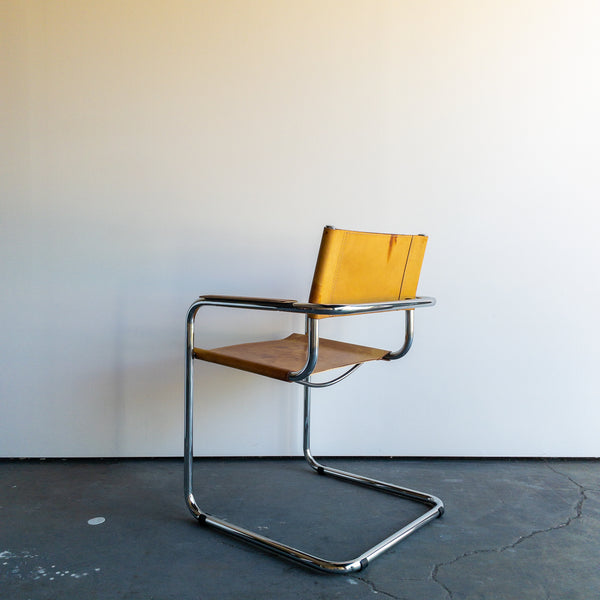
429,461,588,600
4,459,596,599
208,462,590,599
353,575,403,599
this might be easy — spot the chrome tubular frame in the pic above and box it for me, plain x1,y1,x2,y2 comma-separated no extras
384,309,414,360
296,363,362,388
184,296,443,574
198,294,436,315
287,317,319,381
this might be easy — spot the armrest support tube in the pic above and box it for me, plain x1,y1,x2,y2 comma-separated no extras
287,317,319,381
383,310,414,360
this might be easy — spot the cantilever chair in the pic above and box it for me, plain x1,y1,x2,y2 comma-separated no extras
184,226,443,573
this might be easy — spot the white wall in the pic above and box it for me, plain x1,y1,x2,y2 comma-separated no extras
2,0,599,457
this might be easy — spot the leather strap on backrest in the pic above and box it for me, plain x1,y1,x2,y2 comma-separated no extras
308,226,428,318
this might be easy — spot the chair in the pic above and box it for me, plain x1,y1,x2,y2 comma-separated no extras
184,226,444,573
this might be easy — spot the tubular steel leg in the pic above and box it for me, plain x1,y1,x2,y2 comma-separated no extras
302,383,444,570
184,303,444,574
184,301,203,519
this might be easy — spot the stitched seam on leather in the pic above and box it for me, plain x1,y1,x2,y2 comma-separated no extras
398,235,414,299
330,230,347,303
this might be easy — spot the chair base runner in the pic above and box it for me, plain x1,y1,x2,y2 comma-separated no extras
184,381,443,574
186,456,443,574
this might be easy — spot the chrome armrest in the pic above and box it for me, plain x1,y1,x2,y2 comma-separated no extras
195,295,435,315
188,295,435,379
194,294,435,316
291,296,435,316
199,295,298,310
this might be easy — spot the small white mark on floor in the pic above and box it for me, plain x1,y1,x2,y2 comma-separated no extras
87,517,106,525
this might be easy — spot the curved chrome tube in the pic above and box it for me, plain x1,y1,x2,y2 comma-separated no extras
287,316,319,382
292,296,435,315
302,380,444,571
296,363,362,388
197,294,435,315
383,309,414,360
184,298,205,513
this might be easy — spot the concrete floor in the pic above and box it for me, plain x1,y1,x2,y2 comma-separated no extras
1,458,599,600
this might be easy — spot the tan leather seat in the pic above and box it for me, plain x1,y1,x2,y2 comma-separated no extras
194,333,389,381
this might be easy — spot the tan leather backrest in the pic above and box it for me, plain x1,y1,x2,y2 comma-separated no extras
309,226,428,317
